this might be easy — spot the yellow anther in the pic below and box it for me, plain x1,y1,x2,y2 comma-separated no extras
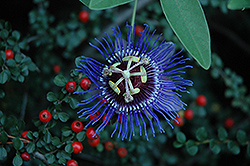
109,80,121,94
123,88,140,96
122,56,140,62
140,66,147,83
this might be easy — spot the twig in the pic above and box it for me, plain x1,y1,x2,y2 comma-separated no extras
7,135,30,143
32,151,49,166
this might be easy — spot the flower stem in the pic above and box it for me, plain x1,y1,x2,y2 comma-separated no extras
131,0,138,30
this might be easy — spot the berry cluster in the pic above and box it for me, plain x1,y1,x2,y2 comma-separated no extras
174,95,207,127
65,77,91,93
85,126,128,157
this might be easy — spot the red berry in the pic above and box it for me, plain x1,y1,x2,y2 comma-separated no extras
5,49,14,60
184,109,194,120
196,95,207,107
71,121,83,133
21,131,29,139
53,65,61,74
21,152,30,161
224,118,234,129
67,159,78,166
117,147,127,157
65,81,76,93
88,138,100,147
39,110,51,123
102,114,110,126
174,116,184,127
86,127,98,140
89,111,100,122
135,25,144,36
104,141,114,151
72,141,83,153
79,11,89,23
80,78,91,90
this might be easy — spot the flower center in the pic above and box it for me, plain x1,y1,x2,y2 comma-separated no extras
103,56,149,103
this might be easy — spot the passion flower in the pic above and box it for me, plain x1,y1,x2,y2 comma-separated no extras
75,23,192,140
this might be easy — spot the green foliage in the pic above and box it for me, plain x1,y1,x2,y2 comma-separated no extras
227,0,250,10
12,154,23,166
196,127,207,141
160,0,211,69
80,0,133,10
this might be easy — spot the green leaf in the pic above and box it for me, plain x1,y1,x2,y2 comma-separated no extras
236,130,247,145
76,131,86,142
160,0,211,69
65,143,73,154
80,0,133,10
227,141,240,155
227,0,250,10
51,137,61,146
26,142,36,153
12,31,21,41
173,141,183,148
75,57,81,67
28,62,37,71
176,131,186,143
61,127,72,137
6,59,16,67
0,89,5,98
17,75,24,83
97,143,104,152
54,75,67,87
7,37,16,45
47,92,57,102
186,140,198,156
0,29,9,39
13,137,23,151
45,153,56,164
0,70,9,84
196,127,207,141
209,139,221,154
69,97,79,109
0,131,8,144
218,127,228,141
0,146,7,159
13,154,23,166
60,150,71,160
33,132,39,138
44,130,52,144
58,112,70,122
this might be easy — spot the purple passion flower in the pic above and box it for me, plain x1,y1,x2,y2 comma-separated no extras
75,23,193,140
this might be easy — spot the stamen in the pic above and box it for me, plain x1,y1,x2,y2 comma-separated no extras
103,56,149,103
109,81,121,94
140,66,147,83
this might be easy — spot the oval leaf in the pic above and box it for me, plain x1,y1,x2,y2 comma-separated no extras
227,0,250,10
80,0,133,10
160,0,211,69
13,154,23,166
13,137,23,151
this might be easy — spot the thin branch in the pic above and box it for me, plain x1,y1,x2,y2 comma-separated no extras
32,151,49,166
7,135,30,143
